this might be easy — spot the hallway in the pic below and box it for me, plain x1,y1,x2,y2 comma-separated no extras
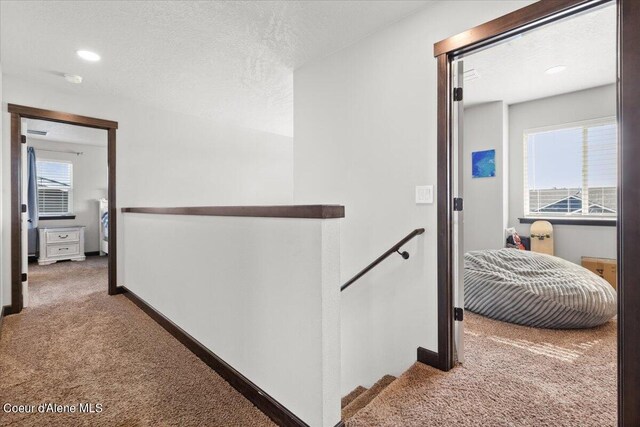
0,257,274,427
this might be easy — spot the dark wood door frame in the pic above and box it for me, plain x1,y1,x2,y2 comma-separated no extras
426,0,639,425
7,104,119,314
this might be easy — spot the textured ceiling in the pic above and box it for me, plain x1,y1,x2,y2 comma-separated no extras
1,0,431,136
462,3,616,107
25,119,107,146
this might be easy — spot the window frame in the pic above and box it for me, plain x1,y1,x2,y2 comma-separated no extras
522,116,618,224
36,158,75,219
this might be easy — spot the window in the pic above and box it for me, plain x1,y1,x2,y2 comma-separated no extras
37,159,73,217
524,118,617,219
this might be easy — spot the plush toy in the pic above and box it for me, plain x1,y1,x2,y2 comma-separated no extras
505,227,526,250
512,232,526,250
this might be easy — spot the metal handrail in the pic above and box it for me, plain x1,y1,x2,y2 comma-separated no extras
340,228,425,292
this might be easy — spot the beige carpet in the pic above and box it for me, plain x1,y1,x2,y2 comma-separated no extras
342,386,366,409
0,257,274,427
2,258,617,426
347,312,617,427
342,375,395,420
26,257,107,308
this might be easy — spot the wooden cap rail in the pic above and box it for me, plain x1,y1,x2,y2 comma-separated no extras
121,205,345,219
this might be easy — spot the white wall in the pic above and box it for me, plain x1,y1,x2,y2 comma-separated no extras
293,0,534,393
463,101,509,252
28,139,108,253
122,214,341,427
509,84,617,264
0,62,3,309
2,74,294,305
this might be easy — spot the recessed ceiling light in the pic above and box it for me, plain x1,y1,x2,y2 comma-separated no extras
64,74,83,84
77,50,101,62
545,65,567,75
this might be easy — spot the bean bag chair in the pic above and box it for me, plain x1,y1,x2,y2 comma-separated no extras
464,249,616,329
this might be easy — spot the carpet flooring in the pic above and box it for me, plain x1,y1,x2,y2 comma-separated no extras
341,386,366,409
342,375,395,420
2,258,617,426
347,312,617,426
0,257,274,427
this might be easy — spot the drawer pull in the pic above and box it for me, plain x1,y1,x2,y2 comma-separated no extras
58,247,68,251
58,235,69,239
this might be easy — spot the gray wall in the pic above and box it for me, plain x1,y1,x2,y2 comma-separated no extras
28,139,108,253
509,84,617,263
463,101,509,252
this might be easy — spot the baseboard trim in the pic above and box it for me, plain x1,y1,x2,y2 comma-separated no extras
111,286,127,295
3,304,18,317
119,286,311,427
417,346,442,369
0,305,11,336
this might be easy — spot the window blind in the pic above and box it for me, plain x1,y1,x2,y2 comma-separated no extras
36,160,73,216
524,119,617,218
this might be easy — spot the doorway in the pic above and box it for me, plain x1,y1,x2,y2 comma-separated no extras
432,0,640,425
7,104,119,314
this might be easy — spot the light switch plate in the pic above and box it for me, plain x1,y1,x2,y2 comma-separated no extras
416,185,433,204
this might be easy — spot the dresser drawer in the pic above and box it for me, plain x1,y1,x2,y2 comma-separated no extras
46,230,80,243
46,243,80,258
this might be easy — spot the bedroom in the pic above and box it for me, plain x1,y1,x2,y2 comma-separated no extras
456,2,617,421
22,118,108,307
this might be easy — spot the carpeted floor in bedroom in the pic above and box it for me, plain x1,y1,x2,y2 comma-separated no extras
0,257,617,426
347,311,617,426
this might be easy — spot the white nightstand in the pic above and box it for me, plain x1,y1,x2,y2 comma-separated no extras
38,226,86,265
